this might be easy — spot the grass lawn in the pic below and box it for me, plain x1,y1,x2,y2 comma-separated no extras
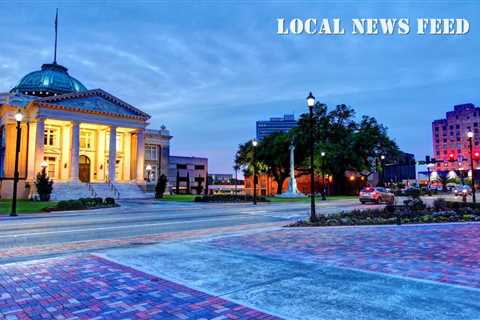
267,195,356,203
0,200,57,214
159,194,198,202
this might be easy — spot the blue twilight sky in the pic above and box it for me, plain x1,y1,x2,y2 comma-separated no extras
0,1,479,174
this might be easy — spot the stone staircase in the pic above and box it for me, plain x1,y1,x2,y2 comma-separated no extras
51,182,95,201
50,181,152,201
112,182,152,199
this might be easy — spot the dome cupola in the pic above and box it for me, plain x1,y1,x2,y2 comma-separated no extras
10,63,87,97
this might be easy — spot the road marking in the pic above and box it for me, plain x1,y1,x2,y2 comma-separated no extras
0,216,265,239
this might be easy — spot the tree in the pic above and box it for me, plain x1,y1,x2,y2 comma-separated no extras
35,171,53,201
155,174,168,198
293,103,399,194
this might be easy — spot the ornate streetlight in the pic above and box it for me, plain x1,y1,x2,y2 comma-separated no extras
467,131,476,203
145,164,152,182
379,155,386,187
307,92,317,222
40,160,48,174
252,139,258,205
320,151,326,201
11,110,23,216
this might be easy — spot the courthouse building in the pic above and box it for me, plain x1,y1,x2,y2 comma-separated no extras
0,60,172,200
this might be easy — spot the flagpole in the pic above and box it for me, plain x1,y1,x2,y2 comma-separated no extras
54,8,58,64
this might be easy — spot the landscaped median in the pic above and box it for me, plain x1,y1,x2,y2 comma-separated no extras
289,198,480,227
158,194,356,203
0,200,57,214
0,197,118,215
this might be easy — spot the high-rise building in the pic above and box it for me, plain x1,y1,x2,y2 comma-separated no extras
432,103,480,172
256,114,297,140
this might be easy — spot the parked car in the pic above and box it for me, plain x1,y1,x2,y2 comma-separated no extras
359,187,395,204
453,185,472,196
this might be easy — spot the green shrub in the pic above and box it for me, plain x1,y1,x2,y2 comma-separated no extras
155,174,168,199
94,197,103,206
56,200,86,211
105,197,115,205
433,198,448,211
35,170,53,201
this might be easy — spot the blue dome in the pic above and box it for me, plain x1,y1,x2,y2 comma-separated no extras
11,63,87,97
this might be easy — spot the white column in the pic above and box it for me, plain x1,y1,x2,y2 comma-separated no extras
70,121,80,182
108,126,117,182
34,118,45,175
136,129,145,183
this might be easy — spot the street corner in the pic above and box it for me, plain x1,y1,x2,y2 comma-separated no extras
0,254,280,320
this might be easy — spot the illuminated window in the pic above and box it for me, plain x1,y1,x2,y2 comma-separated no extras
80,131,94,150
145,145,157,160
43,156,57,178
44,126,59,147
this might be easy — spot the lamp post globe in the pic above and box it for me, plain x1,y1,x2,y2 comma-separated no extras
15,111,23,123
11,110,24,216
307,92,315,108
40,160,48,174
307,92,317,222
145,164,152,182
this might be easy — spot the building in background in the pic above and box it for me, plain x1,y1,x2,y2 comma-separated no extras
143,126,172,190
168,156,208,194
208,173,244,195
208,173,233,184
432,103,480,172
256,114,297,140
384,152,416,184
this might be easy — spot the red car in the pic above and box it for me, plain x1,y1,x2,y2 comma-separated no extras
359,187,395,204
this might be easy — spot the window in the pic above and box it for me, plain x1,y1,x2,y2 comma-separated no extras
194,165,205,170
44,156,57,178
44,126,59,147
177,164,187,170
145,145,157,160
80,131,94,150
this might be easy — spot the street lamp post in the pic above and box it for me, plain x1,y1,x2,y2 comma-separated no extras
307,92,317,222
252,139,258,205
467,131,476,204
10,110,23,217
320,151,326,201
145,164,152,183
379,155,386,187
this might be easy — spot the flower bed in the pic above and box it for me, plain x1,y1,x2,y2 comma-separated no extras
46,197,118,212
194,194,270,203
288,200,480,227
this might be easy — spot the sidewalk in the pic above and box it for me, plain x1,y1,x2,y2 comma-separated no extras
0,255,279,320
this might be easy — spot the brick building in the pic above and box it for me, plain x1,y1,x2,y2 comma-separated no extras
432,103,480,172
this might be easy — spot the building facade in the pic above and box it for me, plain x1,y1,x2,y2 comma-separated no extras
432,103,480,172
168,156,208,194
256,114,297,140
144,127,172,185
384,152,416,183
0,60,171,199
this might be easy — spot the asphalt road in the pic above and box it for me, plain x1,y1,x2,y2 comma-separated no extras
0,199,377,260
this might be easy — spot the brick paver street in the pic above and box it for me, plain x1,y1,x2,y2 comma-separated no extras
0,255,279,320
209,223,480,289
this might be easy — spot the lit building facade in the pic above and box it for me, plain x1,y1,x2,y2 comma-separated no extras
0,61,171,200
256,114,297,140
432,103,480,172
168,156,208,194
